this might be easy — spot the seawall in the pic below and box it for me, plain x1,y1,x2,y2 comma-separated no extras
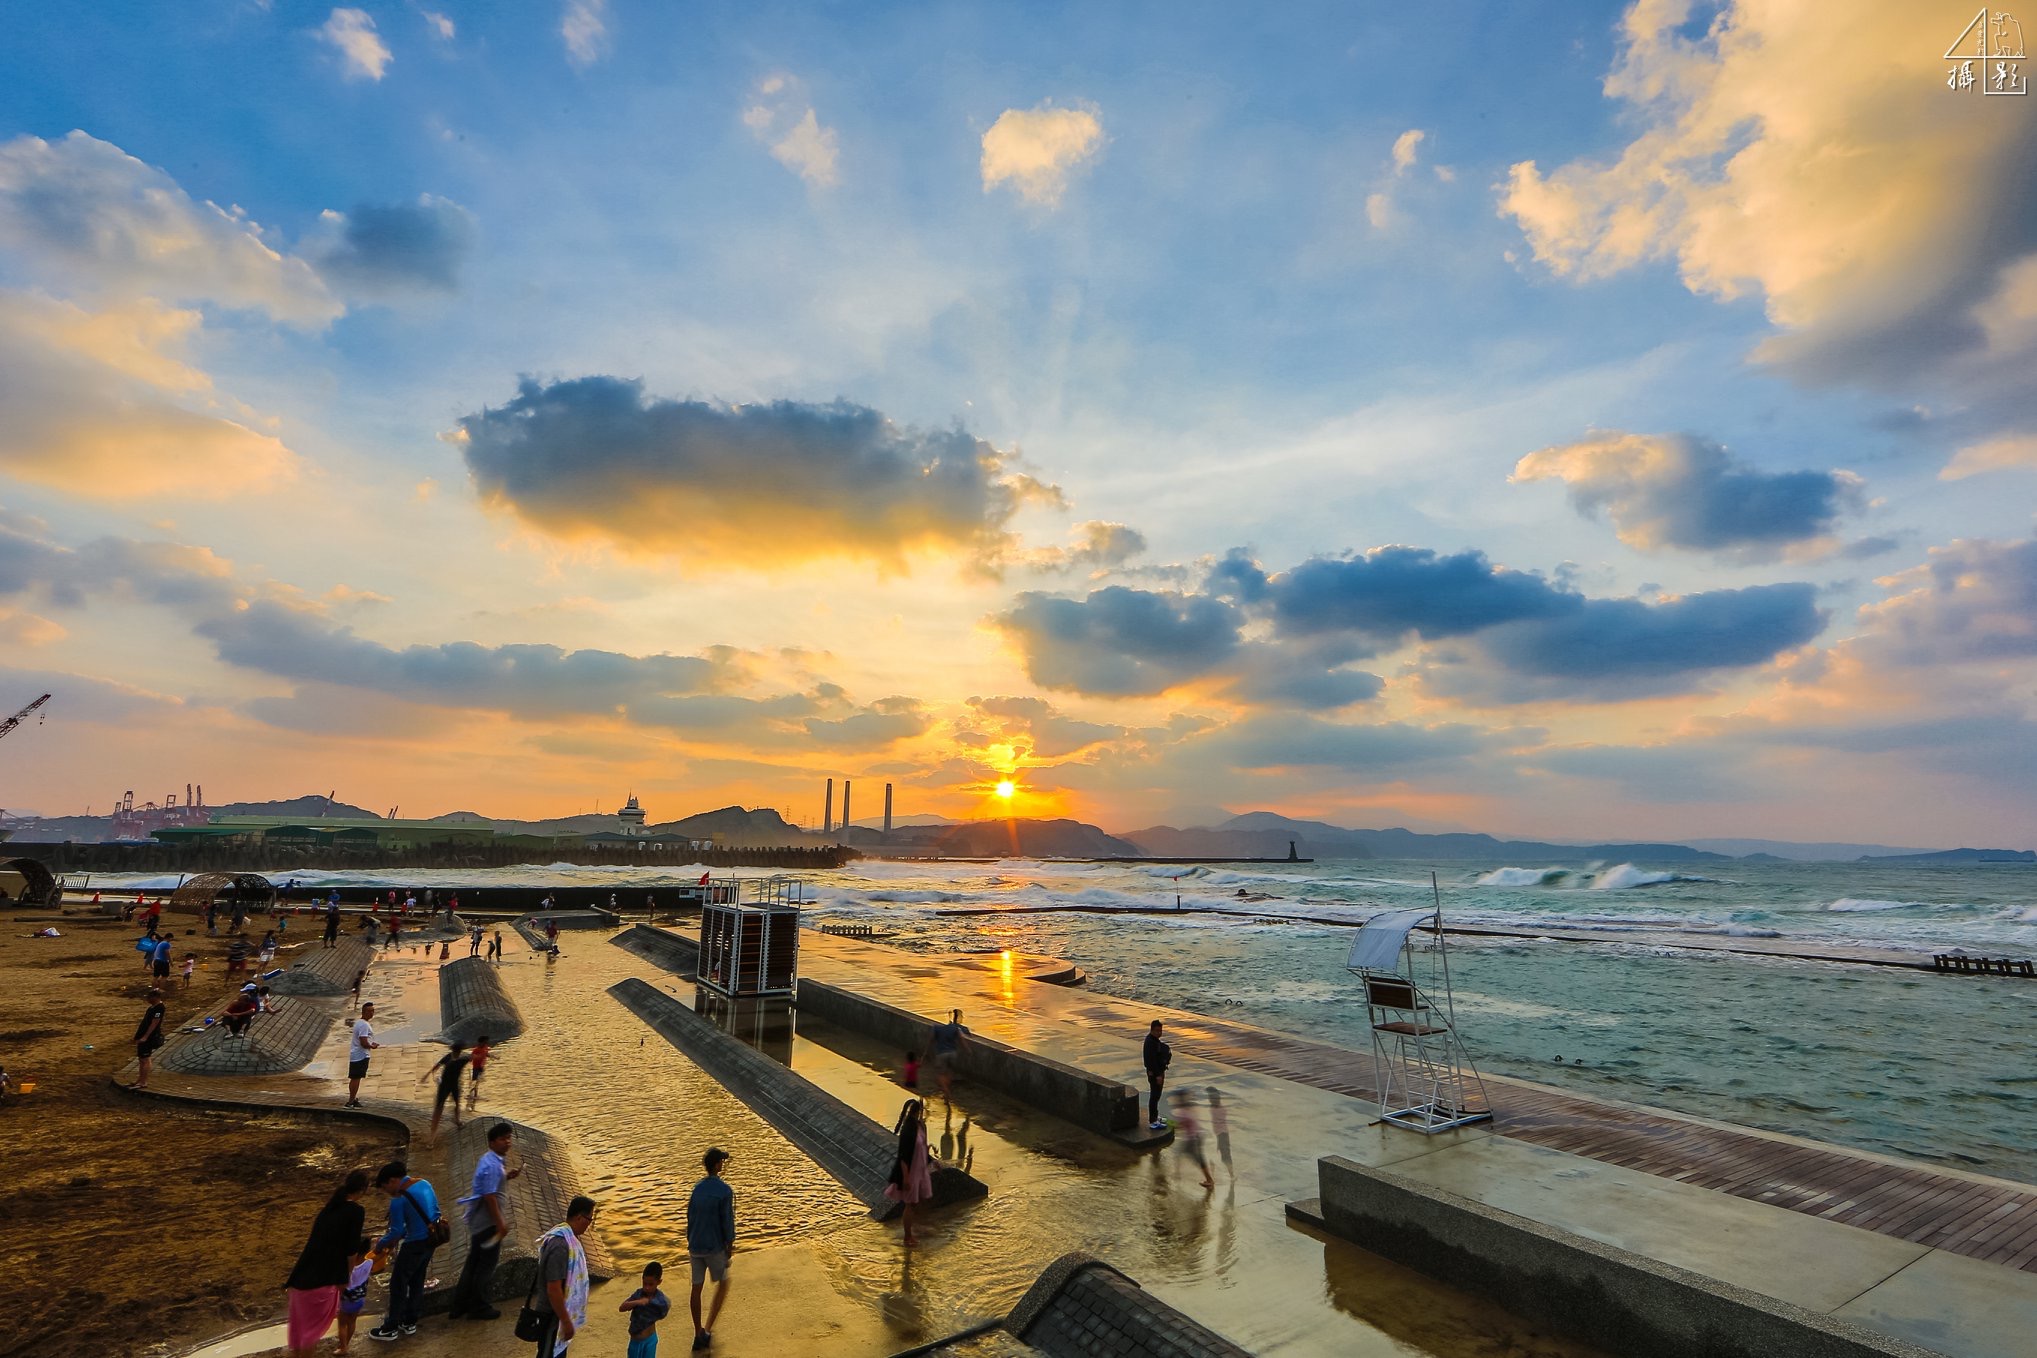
611,921,701,976
437,956,525,1045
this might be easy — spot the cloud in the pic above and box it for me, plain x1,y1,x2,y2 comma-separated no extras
0,607,64,648
0,132,338,326
1856,537,2037,664
980,102,1104,206
803,697,930,748
1941,433,2037,480
1529,741,1756,802
1263,546,1577,643
994,587,1243,697
1021,521,1147,575
449,376,1060,571
314,195,476,295
1390,129,1425,174
1194,713,1502,775
1513,430,1864,559
1215,638,1383,711
962,695,1123,760
560,0,609,69
742,75,840,188
1499,2,2037,398
1366,127,1431,231
0,293,298,498
319,8,391,81
422,11,454,40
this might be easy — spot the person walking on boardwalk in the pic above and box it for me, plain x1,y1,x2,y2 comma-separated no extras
885,1099,935,1247
928,1009,968,1099
325,903,342,949
529,1194,596,1356
131,986,166,1089
618,1261,670,1358
346,1003,379,1108
1143,1020,1172,1131
686,1149,734,1351
419,1042,471,1142
367,1160,444,1343
1171,1090,1214,1188
448,1121,519,1319
284,1167,371,1358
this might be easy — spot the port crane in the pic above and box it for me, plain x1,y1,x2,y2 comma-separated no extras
0,693,51,743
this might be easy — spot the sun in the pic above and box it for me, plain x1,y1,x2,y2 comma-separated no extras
995,779,1016,800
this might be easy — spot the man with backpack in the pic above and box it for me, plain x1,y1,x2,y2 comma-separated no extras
367,1160,445,1342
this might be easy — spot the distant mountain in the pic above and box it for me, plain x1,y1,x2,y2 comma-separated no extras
655,805,800,846
1118,825,1303,859
1119,812,1731,862
217,795,383,819
1682,837,1941,861
488,812,628,837
1858,847,2036,864
923,818,1139,858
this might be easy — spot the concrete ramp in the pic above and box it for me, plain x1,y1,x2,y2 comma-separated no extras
609,976,985,1220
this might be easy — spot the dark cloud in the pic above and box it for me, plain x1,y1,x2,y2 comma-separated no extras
1023,521,1147,574
995,586,1243,697
1858,537,2037,663
1513,432,1863,559
1215,638,1382,711
315,195,476,294
803,697,930,747
1529,742,1755,802
1203,548,1269,603
452,377,1059,569
1194,713,1503,774
1263,547,1579,642
1479,585,1825,682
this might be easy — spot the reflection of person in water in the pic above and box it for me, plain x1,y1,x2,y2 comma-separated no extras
1208,1086,1233,1174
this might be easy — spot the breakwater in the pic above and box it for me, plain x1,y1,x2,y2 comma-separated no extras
12,840,853,875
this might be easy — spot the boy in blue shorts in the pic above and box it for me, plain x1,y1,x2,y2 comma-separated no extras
619,1260,670,1357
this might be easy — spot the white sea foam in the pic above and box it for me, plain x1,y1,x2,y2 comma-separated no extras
1592,864,1695,890
1477,866,1569,887
1827,897,1922,912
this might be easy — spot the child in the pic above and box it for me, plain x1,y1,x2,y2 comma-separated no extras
336,1237,382,1355
901,1050,920,1090
180,955,196,986
618,1260,669,1358
467,1035,491,1109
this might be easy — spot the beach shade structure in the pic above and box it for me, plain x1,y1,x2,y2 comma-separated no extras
1346,893,1492,1134
698,876,806,998
0,856,61,907
169,872,277,921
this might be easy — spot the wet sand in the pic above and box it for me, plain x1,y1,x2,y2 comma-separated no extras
0,909,402,1358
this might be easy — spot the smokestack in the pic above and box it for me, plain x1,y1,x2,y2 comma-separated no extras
196,784,203,807
883,783,893,834
187,783,193,808
824,778,834,834
842,780,852,836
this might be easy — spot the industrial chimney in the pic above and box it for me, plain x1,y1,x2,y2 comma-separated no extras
842,781,852,836
883,783,893,834
824,778,834,834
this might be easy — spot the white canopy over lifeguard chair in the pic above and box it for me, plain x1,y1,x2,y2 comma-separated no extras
1346,893,1491,1133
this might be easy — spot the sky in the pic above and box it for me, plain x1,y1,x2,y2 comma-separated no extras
0,0,2034,844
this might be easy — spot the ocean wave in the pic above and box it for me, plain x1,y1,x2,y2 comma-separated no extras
1476,866,1570,887
1592,864,1715,891
1827,897,1923,912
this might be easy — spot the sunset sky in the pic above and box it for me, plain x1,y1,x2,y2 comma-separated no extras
1,1,2034,844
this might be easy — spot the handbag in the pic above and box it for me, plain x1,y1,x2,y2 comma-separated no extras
514,1234,554,1342
400,1186,452,1248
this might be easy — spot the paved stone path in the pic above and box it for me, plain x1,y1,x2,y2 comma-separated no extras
158,994,334,1075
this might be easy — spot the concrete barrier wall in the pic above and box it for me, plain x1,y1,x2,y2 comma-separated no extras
608,977,985,1220
438,956,525,1045
796,977,1142,1136
612,922,701,976
1297,1156,1936,1358
1005,1252,1252,1358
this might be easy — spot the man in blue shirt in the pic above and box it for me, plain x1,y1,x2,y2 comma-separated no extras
449,1122,520,1320
684,1148,735,1351
367,1160,441,1342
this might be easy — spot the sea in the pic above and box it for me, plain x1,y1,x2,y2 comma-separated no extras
102,854,2037,1181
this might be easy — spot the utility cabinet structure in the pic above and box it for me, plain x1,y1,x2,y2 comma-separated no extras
698,877,806,998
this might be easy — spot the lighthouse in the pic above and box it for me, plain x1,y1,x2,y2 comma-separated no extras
618,794,647,836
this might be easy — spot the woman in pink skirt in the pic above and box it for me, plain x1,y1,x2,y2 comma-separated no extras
283,1168,371,1356
884,1098,934,1246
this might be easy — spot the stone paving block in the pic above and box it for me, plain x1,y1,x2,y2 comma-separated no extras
269,936,376,996
157,994,337,1076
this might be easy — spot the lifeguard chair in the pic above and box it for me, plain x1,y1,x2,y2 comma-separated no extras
1346,897,1491,1133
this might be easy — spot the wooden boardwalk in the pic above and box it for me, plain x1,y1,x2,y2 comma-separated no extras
1159,1013,2037,1273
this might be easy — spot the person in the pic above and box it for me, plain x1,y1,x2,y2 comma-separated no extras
223,987,260,1038
686,1149,734,1351
545,919,559,949
150,932,173,986
489,930,504,961
449,1121,520,1319
145,899,162,933
468,1035,491,1108
928,1009,968,1098
261,928,279,965
132,987,167,1089
227,935,249,979
351,969,367,1000
1143,1020,1171,1131
367,1160,442,1342
438,939,451,963
284,1168,371,1358
1171,1090,1214,1188
387,916,401,950
884,1099,934,1247
1208,1086,1232,1174
346,1003,379,1108
469,924,483,957
181,953,196,986
901,1050,920,1090
325,904,342,949
530,1195,596,1356
363,914,379,947
336,1235,382,1355
619,1261,670,1358
206,900,218,935
419,1043,471,1141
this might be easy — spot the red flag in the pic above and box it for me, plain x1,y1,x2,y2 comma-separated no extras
698,872,710,886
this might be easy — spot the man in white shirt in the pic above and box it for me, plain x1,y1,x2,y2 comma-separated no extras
347,1002,379,1108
